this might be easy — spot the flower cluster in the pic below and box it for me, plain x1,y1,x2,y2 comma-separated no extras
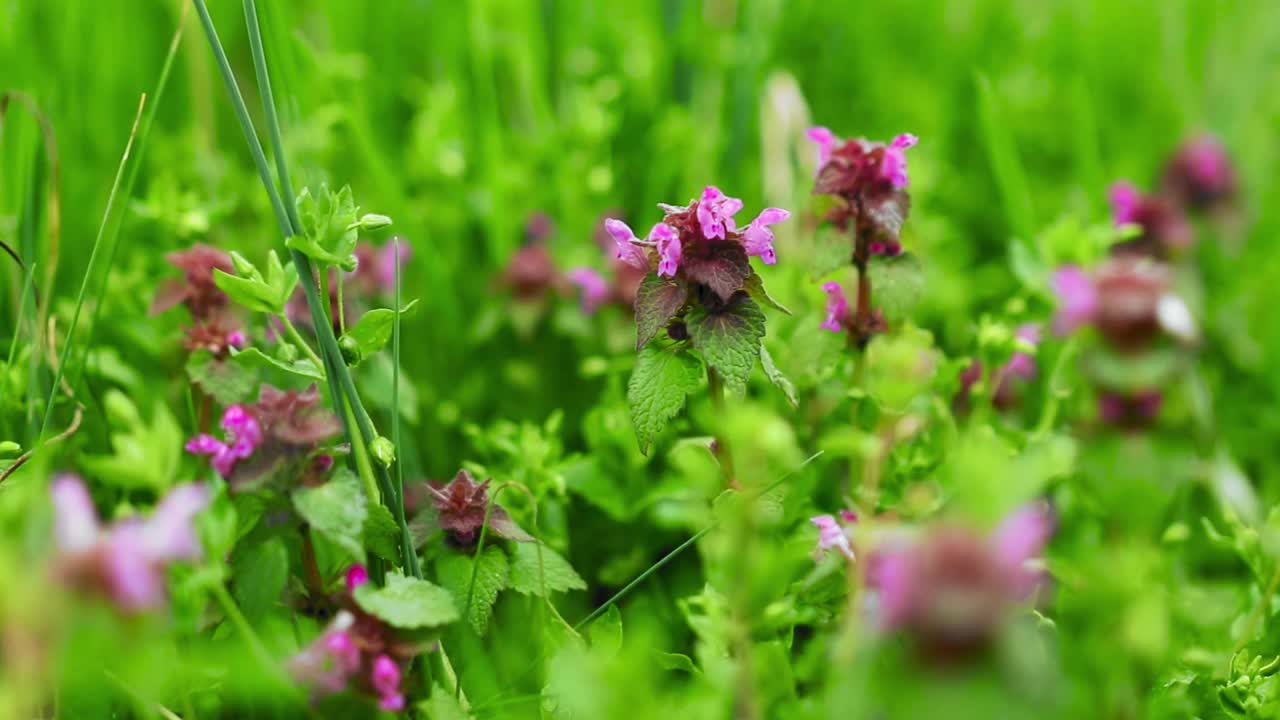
186,384,341,486
287,566,415,711
1107,182,1193,258
864,503,1053,660
606,186,789,291
51,475,209,612
428,470,532,548
152,244,247,359
1160,135,1237,214
808,127,919,344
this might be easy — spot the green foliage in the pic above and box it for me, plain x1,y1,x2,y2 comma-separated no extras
232,537,288,621
509,542,586,597
187,352,260,405
686,296,767,395
287,184,360,271
634,274,687,350
354,572,459,629
627,344,703,454
79,391,182,491
230,347,326,382
292,469,368,561
437,546,510,636
213,250,298,315
340,299,420,362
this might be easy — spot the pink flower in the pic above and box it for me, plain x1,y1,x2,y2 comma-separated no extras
289,610,359,695
880,133,919,188
603,219,650,271
807,126,837,174
695,186,743,240
1003,323,1041,381
651,223,682,278
185,404,263,478
52,475,209,611
323,629,362,675
866,548,914,631
810,512,856,560
1108,181,1142,226
567,267,611,315
1051,266,1098,336
741,208,790,265
991,501,1054,598
371,655,405,712
345,564,369,592
820,281,850,332
226,329,247,348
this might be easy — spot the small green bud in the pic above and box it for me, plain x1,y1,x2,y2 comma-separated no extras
0,441,20,457
355,213,393,231
339,335,362,366
275,342,300,364
370,436,396,467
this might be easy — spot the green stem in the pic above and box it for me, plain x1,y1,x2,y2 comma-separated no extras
279,314,323,368
707,367,737,488
210,583,279,679
343,403,381,505
335,272,347,336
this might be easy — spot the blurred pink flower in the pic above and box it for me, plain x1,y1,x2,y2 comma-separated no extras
372,655,405,712
567,267,611,315
603,218,650,271
185,404,263,478
820,281,850,333
881,133,919,188
1051,266,1098,336
741,208,790,265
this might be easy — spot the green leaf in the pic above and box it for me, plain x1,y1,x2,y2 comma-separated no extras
292,469,368,562
232,537,288,621
230,346,326,382
354,571,459,630
341,299,420,359
686,296,766,395
363,504,402,563
634,274,687,350
760,344,798,408
509,542,586,597
868,252,924,322
197,480,238,565
437,546,510,636
79,391,182,491
744,272,791,315
287,184,360,271
627,345,703,455
212,250,298,315
655,652,699,673
186,352,259,405
589,605,623,655
416,684,473,720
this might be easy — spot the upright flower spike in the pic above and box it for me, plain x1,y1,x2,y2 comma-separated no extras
695,186,744,240
1161,134,1237,212
742,208,790,265
51,475,210,612
428,470,533,547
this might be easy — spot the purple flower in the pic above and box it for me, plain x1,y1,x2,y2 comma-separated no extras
603,218,651,271
810,512,856,560
866,547,914,631
227,329,247,348
1051,266,1098,336
651,223,682,278
1099,390,1164,428
52,475,210,612
807,126,837,174
820,281,850,332
695,186,743,240
185,404,264,478
289,610,360,696
567,267,611,315
323,628,362,676
346,564,369,592
880,133,919,188
741,208,790,265
1003,323,1041,381
1108,181,1142,226
991,501,1054,598
371,655,405,712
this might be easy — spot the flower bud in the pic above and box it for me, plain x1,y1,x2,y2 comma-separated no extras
229,250,257,277
370,436,396,468
355,213,393,231
339,335,362,366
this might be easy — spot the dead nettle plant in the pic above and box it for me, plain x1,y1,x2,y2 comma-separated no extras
608,187,795,478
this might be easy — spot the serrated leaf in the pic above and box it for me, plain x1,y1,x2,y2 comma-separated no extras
341,299,420,359
364,504,401,563
230,347,326,382
760,344,798,408
354,571,459,629
687,296,766,395
744,272,791,315
682,242,751,301
288,184,360,271
187,352,259,405
232,537,288,621
627,345,703,454
437,546,510,636
868,252,924,321
634,274,687,350
509,542,586,597
292,469,367,561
